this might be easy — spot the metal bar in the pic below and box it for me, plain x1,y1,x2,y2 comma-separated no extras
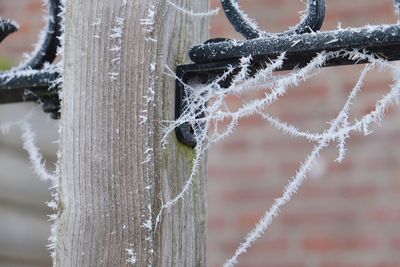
0,71,59,104
176,24,400,146
190,25,400,66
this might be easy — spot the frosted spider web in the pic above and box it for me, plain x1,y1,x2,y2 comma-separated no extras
159,49,400,266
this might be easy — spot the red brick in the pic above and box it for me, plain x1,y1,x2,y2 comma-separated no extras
280,211,357,225
303,235,379,252
390,237,400,250
216,138,249,152
339,185,378,198
27,2,44,12
327,160,354,172
264,137,313,152
222,189,278,203
298,185,377,199
325,3,394,25
208,216,226,230
369,209,400,223
301,185,336,198
372,262,400,267
207,165,266,180
321,262,363,267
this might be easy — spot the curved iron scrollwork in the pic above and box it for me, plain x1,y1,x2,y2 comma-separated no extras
0,20,18,43
0,0,62,119
176,0,400,147
221,0,326,39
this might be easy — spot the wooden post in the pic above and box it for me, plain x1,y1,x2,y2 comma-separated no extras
57,0,208,265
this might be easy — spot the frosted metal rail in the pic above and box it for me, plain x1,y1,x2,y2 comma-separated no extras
175,0,400,147
0,0,400,134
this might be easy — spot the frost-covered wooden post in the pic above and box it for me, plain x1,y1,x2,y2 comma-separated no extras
57,0,208,266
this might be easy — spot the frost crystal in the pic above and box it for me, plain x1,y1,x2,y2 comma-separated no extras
109,16,125,82
126,246,137,265
140,5,155,33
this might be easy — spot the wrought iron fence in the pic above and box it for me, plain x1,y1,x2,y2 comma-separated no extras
1,0,400,145
175,0,400,146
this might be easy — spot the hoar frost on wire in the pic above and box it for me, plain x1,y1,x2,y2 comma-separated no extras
0,115,59,260
220,0,261,34
0,117,56,183
0,63,59,86
159,49,400,266
167,0,220,17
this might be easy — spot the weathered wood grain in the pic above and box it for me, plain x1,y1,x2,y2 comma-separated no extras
57,0,209,266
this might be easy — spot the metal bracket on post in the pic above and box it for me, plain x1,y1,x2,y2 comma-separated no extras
0,0,62,119
175,0,400,147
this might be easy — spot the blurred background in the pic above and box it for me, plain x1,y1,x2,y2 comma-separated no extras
0,1,58,267
1,0,400,267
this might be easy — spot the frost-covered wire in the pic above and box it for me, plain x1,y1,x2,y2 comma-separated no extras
224,55,400,267
20,121,57,183
0,118,57,183
160,47,400,266
220,0,263,38
0,63,59,84
167,0,219,17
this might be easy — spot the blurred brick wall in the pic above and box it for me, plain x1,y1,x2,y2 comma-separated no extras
208,0,400,267
1,1,400,267
0,0,45,67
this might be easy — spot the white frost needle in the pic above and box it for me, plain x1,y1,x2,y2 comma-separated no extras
126,247,137,265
